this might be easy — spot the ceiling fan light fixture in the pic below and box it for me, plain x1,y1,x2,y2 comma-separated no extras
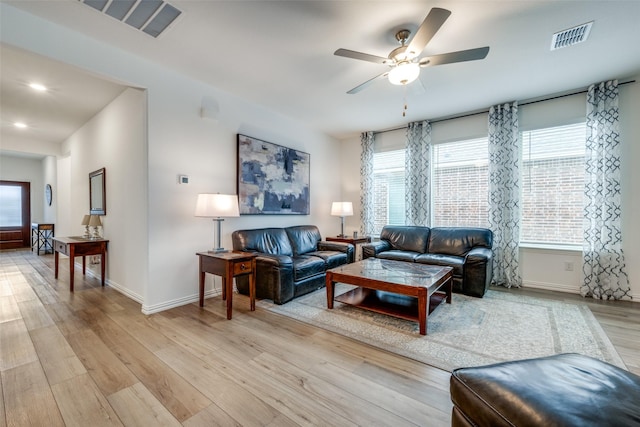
388,62,420,85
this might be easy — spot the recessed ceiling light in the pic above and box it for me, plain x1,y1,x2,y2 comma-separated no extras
29,83,48,91
14,122,28,128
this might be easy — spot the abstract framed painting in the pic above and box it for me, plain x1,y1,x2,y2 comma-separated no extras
237,134,310,215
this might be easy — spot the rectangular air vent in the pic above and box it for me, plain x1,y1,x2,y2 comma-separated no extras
79,0,182,38
551,21,593,50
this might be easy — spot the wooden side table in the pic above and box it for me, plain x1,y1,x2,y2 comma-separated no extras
31,223,55,255
196,251,256,320
53,236,108,292
326,236,371,261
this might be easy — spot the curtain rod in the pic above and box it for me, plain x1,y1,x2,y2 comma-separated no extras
373,79,636,136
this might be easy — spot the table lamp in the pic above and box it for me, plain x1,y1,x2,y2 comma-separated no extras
331,201,353,237
81,215,91,238
195,193,240,252
88,215,102,239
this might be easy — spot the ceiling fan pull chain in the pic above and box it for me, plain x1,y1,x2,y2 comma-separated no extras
402,87,408,117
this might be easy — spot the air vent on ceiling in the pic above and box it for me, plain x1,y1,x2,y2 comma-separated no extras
550,21,593,50
79,0,182,38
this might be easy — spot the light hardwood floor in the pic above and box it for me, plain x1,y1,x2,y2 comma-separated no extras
1,249,639,426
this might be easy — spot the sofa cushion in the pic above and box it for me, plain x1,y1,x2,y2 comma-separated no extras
428,227,492,257
307,251,348,269
232,228,293,256
292,255,326,281
380,225,430,253
286,225,321,255
377,250,421,262
415,253,464,277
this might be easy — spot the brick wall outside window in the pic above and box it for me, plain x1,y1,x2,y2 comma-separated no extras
521,156,584,245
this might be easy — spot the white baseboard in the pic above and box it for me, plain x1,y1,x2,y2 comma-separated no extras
74,260,144,303
522,279,640,301
522,280,580,294
141,289,222,315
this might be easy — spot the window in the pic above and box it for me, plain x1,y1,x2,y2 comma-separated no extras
0,184,23,226
432,137,489,227
369,122,585,246
520,122,586,246
372,149,405,235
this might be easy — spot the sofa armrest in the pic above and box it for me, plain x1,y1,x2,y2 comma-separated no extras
463,247,493,297
318,241,355,263
362,240,391,259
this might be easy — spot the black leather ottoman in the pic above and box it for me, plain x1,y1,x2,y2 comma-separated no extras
450,353,640,427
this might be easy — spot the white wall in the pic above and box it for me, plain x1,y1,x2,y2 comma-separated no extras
1,4,343,313
57,87,147,302
619,77,640,300
42,156,56,223
339,79,640,299
0,155,44,223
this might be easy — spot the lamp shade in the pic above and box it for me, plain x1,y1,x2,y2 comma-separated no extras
331,202,353,217
81,215,91,226
88,215,102,227
388,62,420,85
195,193,240,218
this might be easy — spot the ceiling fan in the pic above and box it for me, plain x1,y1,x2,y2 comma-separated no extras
335,8,490,94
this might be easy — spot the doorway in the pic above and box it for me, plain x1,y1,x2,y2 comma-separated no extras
0,180,31,249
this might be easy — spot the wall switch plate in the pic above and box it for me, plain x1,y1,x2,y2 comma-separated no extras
178,175,189,184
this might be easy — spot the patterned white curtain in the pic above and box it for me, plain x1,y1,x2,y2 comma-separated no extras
488,102,522,288
582,80,631,300
360,131,375,236
405,120,432,225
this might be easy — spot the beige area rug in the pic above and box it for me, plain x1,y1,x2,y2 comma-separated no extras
260,284,626,372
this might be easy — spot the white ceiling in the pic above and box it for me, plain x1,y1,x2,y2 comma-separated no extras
2,0,640,152
0,43,127,153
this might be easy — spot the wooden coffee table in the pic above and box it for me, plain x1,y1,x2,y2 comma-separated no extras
326,258,453,335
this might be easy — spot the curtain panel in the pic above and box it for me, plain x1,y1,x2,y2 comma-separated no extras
488,101,522,288
360,131,375,236
405,120,432,226
582,80,631,300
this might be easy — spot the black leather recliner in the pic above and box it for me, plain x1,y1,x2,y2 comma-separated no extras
232,225,354,304
362,226,493,297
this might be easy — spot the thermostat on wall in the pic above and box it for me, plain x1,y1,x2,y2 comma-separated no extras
178,175,189,184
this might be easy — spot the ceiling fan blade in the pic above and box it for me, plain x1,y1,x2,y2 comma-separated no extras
406,8,452,58
420,46,490,67
347,71,389,94
334,48,389,64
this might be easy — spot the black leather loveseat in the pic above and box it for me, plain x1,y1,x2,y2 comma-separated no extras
231,225,354,304
362,226,493,297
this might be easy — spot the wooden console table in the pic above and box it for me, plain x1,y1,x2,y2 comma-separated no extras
197,251,256,320
53,236,108,292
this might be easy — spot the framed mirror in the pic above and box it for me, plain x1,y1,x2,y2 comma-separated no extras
89,168,106,215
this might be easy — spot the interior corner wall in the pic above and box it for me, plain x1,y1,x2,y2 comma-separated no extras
1,3,343,313
619,77,640,300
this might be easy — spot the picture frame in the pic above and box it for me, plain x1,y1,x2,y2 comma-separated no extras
237,134,310,215
89,167,106,215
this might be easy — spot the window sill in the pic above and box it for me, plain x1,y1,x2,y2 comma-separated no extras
519,242,582,253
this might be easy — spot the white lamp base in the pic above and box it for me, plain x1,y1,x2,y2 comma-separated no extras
208,218,229,253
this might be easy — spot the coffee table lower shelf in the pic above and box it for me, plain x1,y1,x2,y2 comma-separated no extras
334,287,448,323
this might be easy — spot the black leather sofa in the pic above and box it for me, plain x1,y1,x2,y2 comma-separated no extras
361,226,493,297
231,225,354,304
450,353,640,426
